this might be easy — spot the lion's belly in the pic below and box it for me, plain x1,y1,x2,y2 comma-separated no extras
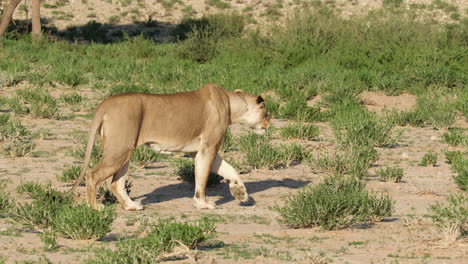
148,139,200,154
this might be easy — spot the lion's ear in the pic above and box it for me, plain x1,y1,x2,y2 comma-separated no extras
234,89,244,93
256,95,265,104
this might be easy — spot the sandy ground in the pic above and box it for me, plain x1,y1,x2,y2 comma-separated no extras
1,1,468,263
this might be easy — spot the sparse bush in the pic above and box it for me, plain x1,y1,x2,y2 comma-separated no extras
0,115,31,141
5,88,58,118
280,122,319,140
131,145,163,169
278,96,321,122
445,150,464,164
87,217,216,264
0,179,11,214
53,204,116,240
377,167,404,183
12,182,116,240
40,231,58,251
3,137,35,157
443,128,468,147
428,193,467,241
308,147,379,179
69,133,102,168
60,93,84,110
172,158,223,187
57,165,81,183
451,157,468,191
419,151,438,166
275,175,394,230
331,105,395,148
108,84,152,96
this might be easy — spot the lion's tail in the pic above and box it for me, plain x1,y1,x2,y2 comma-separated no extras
66,106,106,195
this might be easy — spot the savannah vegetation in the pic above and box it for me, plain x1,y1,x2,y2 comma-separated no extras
0,0,467,263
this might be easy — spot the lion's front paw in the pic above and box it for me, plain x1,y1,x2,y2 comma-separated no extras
230,183,249,202
193,198,216,210
123,201,144,211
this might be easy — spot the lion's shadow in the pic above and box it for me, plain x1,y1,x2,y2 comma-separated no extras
137,178,310,206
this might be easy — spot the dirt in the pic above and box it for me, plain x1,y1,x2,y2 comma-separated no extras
1,1,468,263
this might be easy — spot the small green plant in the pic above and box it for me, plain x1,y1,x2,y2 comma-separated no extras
2,137,35,157
60,93,84,110
172,158,223,187
57,165,81,183
419,151,438,166
331,105,395,148
0,114,31,141
0,179,11,214
107,84,152,96
40,231,58,251
53,204,116,240
12,182,116,240
280,122,319,140
451,157,468,191
278,96,321,122
131,145,163,169
6,88,58,118
308,147,379,179
383,0,404,7
87,217,216,263
377,167,404,183
275,175,394,230
445,150,464,164
428,193,467,241
443,128,468,147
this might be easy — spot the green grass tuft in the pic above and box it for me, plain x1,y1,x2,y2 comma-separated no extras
428,193,467,241
275,175,394,230
419,151,438,166
377,167,404,183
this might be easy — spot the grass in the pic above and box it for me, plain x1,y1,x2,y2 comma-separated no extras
0,179,11,214
0,114,36,157
11,182,116,240
131,145,163,169
172,158,223,187
419,151,438,166
237,132,308,169
57,165,81,183
87,217,216,263
377,167,404,183
280,122,319,140
69,133,102,168
3,88,58,119
449,155,468,191
428,193,467,241
275,175,393,230
443,128,468,147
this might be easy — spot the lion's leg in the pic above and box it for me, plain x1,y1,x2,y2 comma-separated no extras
193,147,217,209
211,154,248,202
87,151,133,210
111,161,143,211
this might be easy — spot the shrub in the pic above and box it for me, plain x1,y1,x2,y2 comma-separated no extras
131,145,163,169
108,84,152,96
2,137,35,157
443,128,468,147
428,193,467,241
331,105,395,148
172,158,222,187
6,88,58,118
87,217,216,264
0,179,11,214
60,93,84,110
69,133,102,168
57,165,81,183
419,151,438,166
278,96,321,122
275,175,394,230
308,147,379,179
445,150,464,164
0,114,31,141
52,204,116,240
377,167,404,183
11,182,115,240
451,157,468,191
280,122,319,140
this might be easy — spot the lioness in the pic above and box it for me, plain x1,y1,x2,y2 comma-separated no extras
69,83,270,211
